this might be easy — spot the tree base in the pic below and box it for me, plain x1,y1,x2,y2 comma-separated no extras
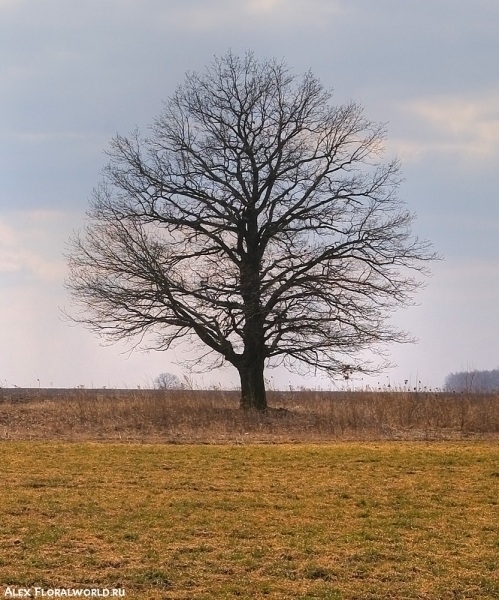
239,362,267,411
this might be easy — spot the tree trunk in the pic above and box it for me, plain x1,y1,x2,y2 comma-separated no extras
238,359,267,411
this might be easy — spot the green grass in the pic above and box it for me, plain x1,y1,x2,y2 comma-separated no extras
1,442,499,599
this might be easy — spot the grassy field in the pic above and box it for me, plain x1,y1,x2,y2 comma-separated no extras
1,388,499,442
2,442,499,599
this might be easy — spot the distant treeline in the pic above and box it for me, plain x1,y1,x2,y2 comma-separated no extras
444,369,499,392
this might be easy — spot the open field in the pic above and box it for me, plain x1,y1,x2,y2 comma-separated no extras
1,388,499,442
1,442,499,599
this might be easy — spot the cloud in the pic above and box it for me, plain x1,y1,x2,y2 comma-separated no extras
0,0,22,8
389,91,499,163
151,0,343,32
0,210,70,281
0,0,343,34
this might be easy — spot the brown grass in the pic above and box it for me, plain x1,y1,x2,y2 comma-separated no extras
1,388,498,442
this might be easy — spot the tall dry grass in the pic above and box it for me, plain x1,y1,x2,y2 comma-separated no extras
0,388,498,442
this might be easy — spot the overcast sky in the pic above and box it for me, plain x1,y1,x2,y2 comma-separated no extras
1,0,498,390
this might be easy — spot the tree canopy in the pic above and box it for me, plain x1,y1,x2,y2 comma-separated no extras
66,51,436,410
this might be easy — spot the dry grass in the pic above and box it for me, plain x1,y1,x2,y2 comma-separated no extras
1,442,499,599
1,388,499,442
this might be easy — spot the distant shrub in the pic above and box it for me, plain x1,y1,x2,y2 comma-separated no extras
444,369,499,392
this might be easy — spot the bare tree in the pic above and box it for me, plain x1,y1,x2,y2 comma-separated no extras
154,372,183,390
66,51,437,411
444,369,499,392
